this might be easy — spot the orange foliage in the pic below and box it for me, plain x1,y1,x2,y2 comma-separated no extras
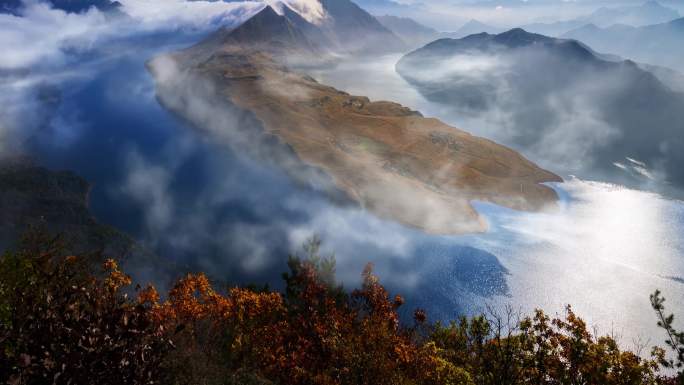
1,236,681,385
144,261,437,384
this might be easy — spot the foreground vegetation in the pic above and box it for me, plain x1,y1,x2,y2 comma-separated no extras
1,233,683,384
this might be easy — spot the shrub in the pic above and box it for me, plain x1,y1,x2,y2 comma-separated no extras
651,290,684,385
1,233,681,384
0,233,172,384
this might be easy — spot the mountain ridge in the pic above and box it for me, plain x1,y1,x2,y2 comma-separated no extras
376,15,438,48
561,16,684,70
521,1,680,36
396,28,684,195
444,19,503,39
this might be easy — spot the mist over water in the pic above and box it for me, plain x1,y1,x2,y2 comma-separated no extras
4,35,684,350
306,54,521,151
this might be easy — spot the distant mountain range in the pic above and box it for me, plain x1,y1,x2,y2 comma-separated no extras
520,19,588,38
317,0,405,53
522,1,679,36
443,19,503,39
376,15,438,48
352,0,414,16
561,17,684,71
583,1,679,27
366,1,679,40
377,16,508,49
397,28,684,194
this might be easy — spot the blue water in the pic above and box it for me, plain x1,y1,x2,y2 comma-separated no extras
25,35,325,285
9,34,684,347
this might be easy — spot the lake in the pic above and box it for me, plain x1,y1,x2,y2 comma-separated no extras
9,38,684,348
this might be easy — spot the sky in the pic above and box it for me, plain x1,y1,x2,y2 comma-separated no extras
355,0,684,29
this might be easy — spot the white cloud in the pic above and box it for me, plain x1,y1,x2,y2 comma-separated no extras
121,150,175,236
0,0,273,154
0,3,114,69
266,0,328,24
118,0,262,29
119,0,330,29
0,0,287,71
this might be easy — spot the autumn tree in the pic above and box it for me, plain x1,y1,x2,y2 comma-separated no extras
0,232,172,385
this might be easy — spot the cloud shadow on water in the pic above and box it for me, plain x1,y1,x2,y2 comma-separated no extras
390,242,510,321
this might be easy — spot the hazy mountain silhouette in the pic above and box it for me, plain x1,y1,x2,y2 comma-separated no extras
521,20,586,37
352,0,413,15
522,1,680,36
583,1,679,27
444,19,503,39
397,28,684,195
562,17,684,71
318,0,405,53
376,15,438,48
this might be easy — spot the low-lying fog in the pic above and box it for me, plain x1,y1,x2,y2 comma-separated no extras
2,9,683,351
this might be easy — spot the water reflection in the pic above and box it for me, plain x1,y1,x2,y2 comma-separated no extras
479,179,684,343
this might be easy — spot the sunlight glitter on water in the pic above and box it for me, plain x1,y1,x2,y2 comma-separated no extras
469,178,684,346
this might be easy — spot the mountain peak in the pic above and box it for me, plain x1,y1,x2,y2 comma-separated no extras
445,19,502,38
306,0,407,53
501,27,526,34
402,28,597,65
220,4,321,54
494,28,551,47
375,15,438,47
463,19,488,27
642,1,667,9
270,0,329,25
256,4,281,18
